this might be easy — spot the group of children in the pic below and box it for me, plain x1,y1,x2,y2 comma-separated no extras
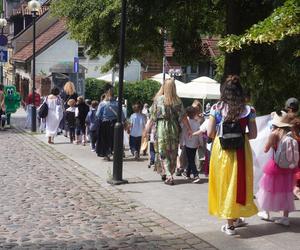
64,96,99,150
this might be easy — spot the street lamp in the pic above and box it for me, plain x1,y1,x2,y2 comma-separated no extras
28,0,41,132
0,14,7,84
159,29,168,82
108,0,128,185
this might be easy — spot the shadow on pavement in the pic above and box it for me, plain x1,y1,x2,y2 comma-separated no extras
123,157,148,162
52,141,75,145
238,217,300,239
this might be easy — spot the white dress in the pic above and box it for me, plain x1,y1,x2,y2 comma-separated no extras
45,97,63,137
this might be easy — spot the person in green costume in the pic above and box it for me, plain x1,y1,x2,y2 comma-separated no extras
4,85,21,128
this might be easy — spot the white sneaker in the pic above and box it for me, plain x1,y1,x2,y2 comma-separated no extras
274,217,290,226
233,217,247,228
257,211,270,221
221,224,236,236
193,177,201,183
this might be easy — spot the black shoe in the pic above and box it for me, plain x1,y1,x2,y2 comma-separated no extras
161,175,167,181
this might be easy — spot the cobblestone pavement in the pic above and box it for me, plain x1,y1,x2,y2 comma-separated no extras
0,127,216,250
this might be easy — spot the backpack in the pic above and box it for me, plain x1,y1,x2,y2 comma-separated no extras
219,121,244,150
274,132,299,169
38,98,48,118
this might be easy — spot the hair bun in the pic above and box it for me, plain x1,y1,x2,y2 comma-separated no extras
225,75,240,85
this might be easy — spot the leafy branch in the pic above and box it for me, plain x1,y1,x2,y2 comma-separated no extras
219,0,300,53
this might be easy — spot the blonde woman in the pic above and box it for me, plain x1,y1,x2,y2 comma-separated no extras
60,81,78,135
61,81,78,109
150,78,192,185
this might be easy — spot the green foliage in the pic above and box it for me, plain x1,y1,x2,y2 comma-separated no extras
212,55,225,83
119,79,160,115
51,0,222,70
52,0,300,115
219,0,300,52
240,36,300,115
85,78,160,115
84,78,108,101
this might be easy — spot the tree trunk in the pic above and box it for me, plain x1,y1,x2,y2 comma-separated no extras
223,0,242,82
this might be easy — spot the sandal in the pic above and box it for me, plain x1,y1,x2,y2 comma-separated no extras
164,178,174,185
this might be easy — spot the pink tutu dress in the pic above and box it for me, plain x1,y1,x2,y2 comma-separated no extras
256,157,295,212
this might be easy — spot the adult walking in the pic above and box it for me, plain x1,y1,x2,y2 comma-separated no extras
60,81,78,135
150,78,192,185
45,87,63,144
207,75,258,236
96,84,119,161
24,88,41,129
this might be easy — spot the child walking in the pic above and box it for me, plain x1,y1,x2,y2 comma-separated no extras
85,101,99,152
145,118,157,168
256,111,299,226
75,96,90,145
129,103,146,160
182,106,202,183
65,99,76,143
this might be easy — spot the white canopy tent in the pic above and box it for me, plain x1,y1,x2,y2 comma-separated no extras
97,73,119,82
191,76,218,84
176,82,220,100
176,76,220,108
150,74,220,107
150,73,185,85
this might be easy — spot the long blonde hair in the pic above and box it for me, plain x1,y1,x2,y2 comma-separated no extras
163,78,180,106
154,85,164,101
64,81,76,95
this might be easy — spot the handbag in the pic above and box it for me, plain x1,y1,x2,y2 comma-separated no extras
38,98,48,118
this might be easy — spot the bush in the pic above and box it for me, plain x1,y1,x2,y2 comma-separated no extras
85,78,161,115
85,78,108,101
117,79,161,114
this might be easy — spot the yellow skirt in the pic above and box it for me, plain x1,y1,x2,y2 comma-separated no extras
208,136,258,219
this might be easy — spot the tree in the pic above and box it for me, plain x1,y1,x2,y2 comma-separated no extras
52,0,300,114
219,0,300,54
51,0,225,71
217,0,300,114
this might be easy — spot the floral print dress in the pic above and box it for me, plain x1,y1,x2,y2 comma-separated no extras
151,95,185,176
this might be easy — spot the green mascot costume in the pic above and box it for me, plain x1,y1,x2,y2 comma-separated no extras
4,85,21,128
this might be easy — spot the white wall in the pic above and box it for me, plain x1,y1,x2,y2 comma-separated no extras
35,34,77,75
36,33,141,82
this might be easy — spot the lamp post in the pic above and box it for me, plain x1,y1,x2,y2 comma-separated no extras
0,15,7,84
28,0,41,132
162,29,167,82
108,0,128,185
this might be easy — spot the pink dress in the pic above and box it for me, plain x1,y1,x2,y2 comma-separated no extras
256,147,295,212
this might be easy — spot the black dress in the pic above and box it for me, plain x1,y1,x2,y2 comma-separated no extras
59,91,78,131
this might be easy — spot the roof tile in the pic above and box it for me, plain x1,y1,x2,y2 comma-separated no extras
12,20,66,62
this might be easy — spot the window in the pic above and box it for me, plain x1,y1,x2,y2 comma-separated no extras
78,46,86,58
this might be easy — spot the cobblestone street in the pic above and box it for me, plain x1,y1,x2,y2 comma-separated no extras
0,127,215,249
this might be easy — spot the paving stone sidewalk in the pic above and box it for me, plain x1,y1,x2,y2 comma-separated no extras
0,127,216,250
